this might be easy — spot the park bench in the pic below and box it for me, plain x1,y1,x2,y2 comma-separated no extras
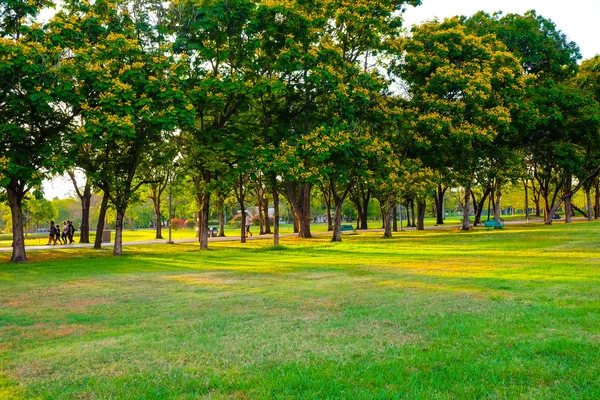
482,219,504,230
340,224,356,233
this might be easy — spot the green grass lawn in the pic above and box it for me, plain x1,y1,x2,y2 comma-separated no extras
0,215,550,247
1,222,600,398
0,223,334,248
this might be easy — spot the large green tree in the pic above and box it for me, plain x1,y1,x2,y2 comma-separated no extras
169,0,260,248
462,11,594,225
400,18,524,230
0,1,73,261
51,0,192,255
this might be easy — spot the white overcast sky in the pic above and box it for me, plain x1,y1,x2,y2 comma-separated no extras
43,0,600,199
402,0,600,60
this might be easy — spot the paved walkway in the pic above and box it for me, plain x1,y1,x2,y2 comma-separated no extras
0,218,584,253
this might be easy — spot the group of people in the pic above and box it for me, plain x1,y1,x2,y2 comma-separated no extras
47,220,76,245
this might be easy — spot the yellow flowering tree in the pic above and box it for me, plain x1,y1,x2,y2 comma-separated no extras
0,1,74,262
400,18,524,230
51,0,192,255
169,0,263,248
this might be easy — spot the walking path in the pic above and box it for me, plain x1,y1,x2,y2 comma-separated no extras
0,218,585,253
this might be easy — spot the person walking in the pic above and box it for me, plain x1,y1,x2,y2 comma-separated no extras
61,221,68,245
67,220,75,244
47,221,57,245
245,214,252,237
54,222,61,244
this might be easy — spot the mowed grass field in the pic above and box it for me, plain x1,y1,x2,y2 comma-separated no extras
1,222,600,398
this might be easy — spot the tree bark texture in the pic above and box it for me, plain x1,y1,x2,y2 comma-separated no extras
201,191,210,248
68,171,92,243
383,194,395,238
216,195,226,237
195,172,211,249
595,178,600,219
94,192,109,249
462,187,472,231
150,188,163,239
113,207,126,256
587,187,594,222
564,180,573,224
330,180,351,243
473,188,491,226
435,184,447,225
416,199,426,231
273,185,280,245
286,182,312,238
7,181,26,262
79,184,92,243
263,198,272,234
494,181,502,223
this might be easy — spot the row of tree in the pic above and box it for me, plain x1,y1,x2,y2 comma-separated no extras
2,0,600,262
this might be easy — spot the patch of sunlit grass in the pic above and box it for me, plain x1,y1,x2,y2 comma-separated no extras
1,221,600,397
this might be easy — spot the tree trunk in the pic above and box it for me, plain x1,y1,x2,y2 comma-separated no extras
6,182,26,262
331,201,343,242
571,203,588,218
68,171,92,243
530,178,542,217
330,180,351,243
113,207,126,256
564,182,572,224
393,206,398,232
587,186,594,222
358,189,371,230
258,202,264,235
595,178,600,219
543,194,552,224
263,198,272,234
379,199,386,229
240,206,247,244
473,188,491,226
524,180,530,222
494,182,502,223
416,199,426,231
534,198,541,217
79,183,92,243
462,187,472,231
323,184,333,231
286,182,312,238
151,188,163,239
196,187,210,249
201,190,210,248
218,210,225,237
352,199,363,230
383,194,395,238
565,177,573,224
273,185,280,245
435,184,447,225
94,192,109,249
404,199,411,227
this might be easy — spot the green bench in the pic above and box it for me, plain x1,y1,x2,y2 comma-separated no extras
340,224,356,233
482,220,504,230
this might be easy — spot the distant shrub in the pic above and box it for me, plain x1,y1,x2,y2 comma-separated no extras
171,218,185,230
185,219,196,229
